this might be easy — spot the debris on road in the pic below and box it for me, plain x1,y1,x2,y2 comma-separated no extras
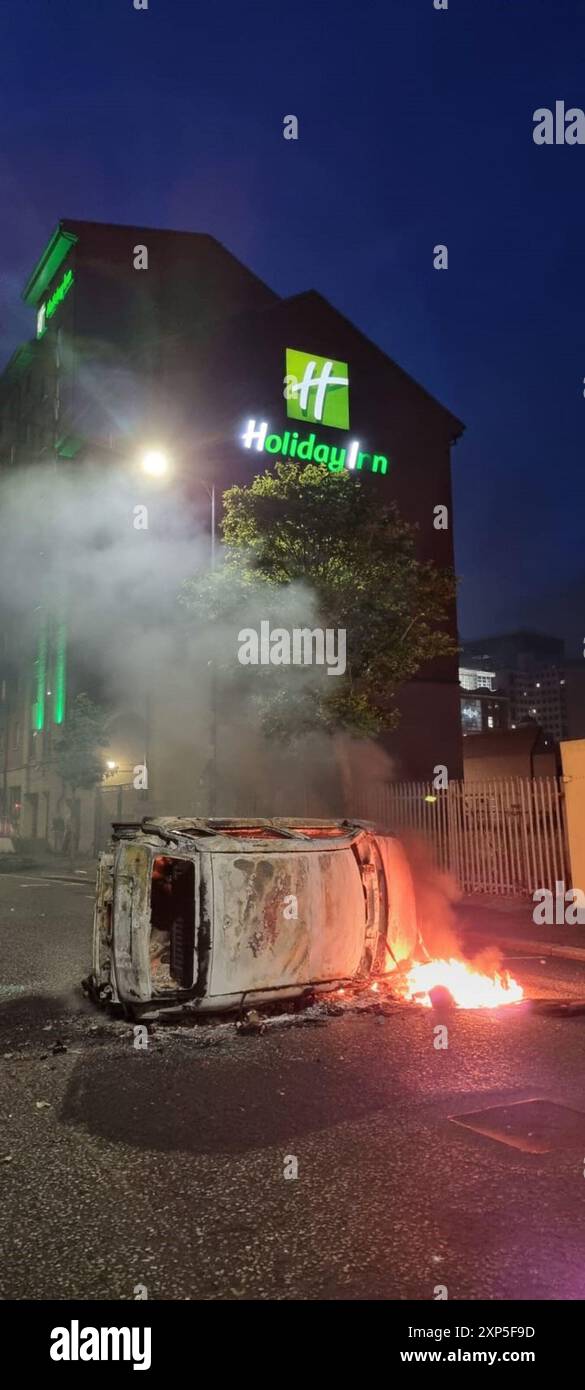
236,1009,266,1036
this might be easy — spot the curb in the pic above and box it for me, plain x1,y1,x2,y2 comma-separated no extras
460,897,533,915
467,931,585,964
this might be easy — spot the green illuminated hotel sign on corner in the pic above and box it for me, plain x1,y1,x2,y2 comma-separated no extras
36,267,74,338
240,346,390,478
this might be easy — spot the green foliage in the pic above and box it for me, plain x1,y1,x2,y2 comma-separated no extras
54,692,109,792
182,462,457,740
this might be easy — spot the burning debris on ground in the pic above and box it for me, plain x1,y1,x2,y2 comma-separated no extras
397,957,524,1010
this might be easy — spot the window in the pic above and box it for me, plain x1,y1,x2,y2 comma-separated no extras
460,667,496,692
461,699,482,733
149,857,195,994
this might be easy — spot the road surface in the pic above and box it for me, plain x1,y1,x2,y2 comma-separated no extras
1,872,585,1301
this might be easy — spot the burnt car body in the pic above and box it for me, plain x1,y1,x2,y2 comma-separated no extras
87,817,419,1017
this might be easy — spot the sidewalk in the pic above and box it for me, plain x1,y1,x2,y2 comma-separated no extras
41,863,96,883
457,895,585,961
0,855,96,881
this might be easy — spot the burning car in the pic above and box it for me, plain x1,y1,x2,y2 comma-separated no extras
87,816,420,1018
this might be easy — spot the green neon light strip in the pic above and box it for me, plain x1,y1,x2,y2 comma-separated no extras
53,621,67,724
23,226,77,307
33,621,48,732
45,268,74,323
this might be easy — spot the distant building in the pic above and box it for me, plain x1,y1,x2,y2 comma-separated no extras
462,631,564,672
459,666,509,734
460,690,510,735
507,666,566,742
460,631,585,745
459,666,497,692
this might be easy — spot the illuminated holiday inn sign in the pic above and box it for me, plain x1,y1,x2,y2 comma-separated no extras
37,267,74,337
242,419,388,475
284,347,350,429
239,346,390,477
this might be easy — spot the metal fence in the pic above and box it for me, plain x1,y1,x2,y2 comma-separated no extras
94,775,570,899
353,777,570,897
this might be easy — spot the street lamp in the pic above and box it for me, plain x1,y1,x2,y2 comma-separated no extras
141,449,169,478
138,447,218,812
189,479,217,813
139,447,215,557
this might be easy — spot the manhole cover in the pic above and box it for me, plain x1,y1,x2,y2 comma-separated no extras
450,1099,585,1153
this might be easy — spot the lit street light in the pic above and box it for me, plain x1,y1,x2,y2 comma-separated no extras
141,449,169,478
137,444,217,813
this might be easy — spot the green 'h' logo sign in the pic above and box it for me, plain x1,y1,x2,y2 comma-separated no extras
284,348,350,429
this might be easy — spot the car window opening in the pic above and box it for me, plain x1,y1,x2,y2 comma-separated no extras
149,855,195,993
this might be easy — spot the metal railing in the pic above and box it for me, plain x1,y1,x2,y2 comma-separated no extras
93,775,570,899
352,776,570,896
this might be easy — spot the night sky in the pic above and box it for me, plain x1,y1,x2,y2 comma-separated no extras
1,0,584,651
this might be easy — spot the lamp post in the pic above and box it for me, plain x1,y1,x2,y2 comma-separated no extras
209,484,217,814
139,450,217,814
193,480,216,571
102,762,133,822
192,480,217,814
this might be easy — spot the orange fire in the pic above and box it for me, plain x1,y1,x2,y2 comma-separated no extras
403,957,524,1009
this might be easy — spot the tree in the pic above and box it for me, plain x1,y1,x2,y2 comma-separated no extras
183,462,458,743
53,693,109,862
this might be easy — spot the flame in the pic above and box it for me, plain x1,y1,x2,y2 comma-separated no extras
403,957,524,1009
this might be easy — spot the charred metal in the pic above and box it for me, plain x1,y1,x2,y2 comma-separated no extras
86,816,418,1019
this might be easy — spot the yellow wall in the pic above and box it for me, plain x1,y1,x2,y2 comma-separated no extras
560,739,585,892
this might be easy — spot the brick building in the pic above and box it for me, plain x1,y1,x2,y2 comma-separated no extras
0,219,464,848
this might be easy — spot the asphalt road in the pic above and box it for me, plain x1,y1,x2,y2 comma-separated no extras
1,873,585,1302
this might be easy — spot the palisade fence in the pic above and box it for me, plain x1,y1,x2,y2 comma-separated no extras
353,776,570,897
95,776,570,899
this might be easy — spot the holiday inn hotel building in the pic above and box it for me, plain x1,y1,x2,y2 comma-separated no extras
0,219,464,849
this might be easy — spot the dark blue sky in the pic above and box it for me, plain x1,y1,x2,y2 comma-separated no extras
1,0,584,650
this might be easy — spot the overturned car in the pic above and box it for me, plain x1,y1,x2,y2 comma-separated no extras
87,817,420,1018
